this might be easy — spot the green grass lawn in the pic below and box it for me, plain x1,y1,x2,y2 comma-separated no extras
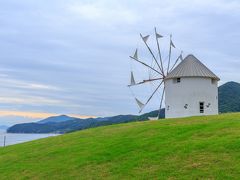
1,113,240,179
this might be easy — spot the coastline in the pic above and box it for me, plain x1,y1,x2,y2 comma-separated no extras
0,132,59,147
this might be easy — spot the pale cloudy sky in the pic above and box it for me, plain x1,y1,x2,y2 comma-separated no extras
0,0,240,126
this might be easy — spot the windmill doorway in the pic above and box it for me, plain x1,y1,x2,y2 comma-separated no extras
199,102,204,113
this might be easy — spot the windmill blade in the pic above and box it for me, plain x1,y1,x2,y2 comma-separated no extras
154,27,165,77
140,33,163,74
167,34,173,74
149,87,165,120
156,33,163,39
157,87,165,119
130,56,162,75
142,35,150,42
130,71,136,86
135,98,145,110
180,53,183,61
133,49,138,59
139,80,164,113
169,54,181,72
128,77,163,87
170,40,176,48
169,52,183,72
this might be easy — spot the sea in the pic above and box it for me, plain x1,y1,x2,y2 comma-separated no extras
0,131,59,147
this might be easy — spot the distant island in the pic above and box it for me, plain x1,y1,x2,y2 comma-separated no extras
7,110,165,134
7,81,240,134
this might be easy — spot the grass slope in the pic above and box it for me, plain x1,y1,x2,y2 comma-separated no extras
1,113,240,179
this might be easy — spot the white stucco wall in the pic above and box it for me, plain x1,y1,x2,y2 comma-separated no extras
165,77,218,118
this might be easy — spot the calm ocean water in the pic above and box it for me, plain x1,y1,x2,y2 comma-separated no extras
0,131,59,147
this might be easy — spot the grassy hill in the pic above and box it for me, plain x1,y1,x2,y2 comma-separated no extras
1,113,240,179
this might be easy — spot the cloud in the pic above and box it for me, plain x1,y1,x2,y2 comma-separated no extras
0,110,96,126
0,96,62,106
67,1,138,24
0,110,95,119
0,75,60,91
0,111,59,119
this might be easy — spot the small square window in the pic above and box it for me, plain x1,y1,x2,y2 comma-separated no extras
173,78,181,83
211,79,217,84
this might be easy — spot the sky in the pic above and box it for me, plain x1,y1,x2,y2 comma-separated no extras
0,0,240,126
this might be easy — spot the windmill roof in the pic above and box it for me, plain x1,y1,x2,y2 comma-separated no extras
165,54,220,81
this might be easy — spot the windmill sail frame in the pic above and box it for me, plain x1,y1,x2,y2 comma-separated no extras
128,27,182,119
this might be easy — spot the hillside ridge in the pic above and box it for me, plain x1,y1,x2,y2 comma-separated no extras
1,113,240,179
7,109,164,133
219,81,240,113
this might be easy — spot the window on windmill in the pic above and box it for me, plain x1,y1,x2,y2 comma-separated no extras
173,78,181,83
211,79,217,84
199,102,204,113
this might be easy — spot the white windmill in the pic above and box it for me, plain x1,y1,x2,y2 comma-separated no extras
128,28,220,119
128,28,183,119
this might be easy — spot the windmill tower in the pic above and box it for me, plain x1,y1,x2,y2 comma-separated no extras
164,54,220,118
128,28,220,119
